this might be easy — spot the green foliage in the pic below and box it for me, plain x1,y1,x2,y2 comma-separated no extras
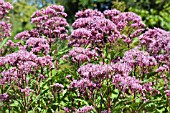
126,0,170,30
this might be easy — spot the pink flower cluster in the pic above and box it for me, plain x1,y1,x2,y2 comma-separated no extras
0,50,37,66
76,105,93,113
10,29,50,55
104,9,145,43
112,74,153,95
75,9,104,18
0,0,13,19
111,62,132,76
139,28,170,55
14,30,31,40
0,50,53,89
21,87,34,96
165,90,170,97
0,93,9,102
112,74,143,93
31,5,68,41
51,83,64,93
0,50,53,73
69,9,120,47
36,55,54,68
5,40,21,47
1,68,19,84
68,28,91,47
0,21,11,38
78,63,112,80
62,47,98,63
26,37,50,54
104,9,120,18
69,78,97,90
52,83,64,89
0,0,12,40
139,28,170,73
156,64,169,73
122,48,157,67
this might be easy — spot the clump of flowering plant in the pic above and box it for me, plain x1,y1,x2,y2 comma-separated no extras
31,5,68,42
69,9,120,49
0,1,170,113
0,0,13,56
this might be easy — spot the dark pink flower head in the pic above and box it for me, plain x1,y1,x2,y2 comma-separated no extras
17,61,38,74
104,10,145,43
26,37,50,54
0,56,6,66
0,0,12,40
64,107,71,113
31,5,68,40
63,47,98,63
104,9,121,20
76,105,93,113
111,62,132,76
165,90,170,97
69,78,96,89
5,40,21,47
75,9,104,18
78,63,113,81
112,12,145,30
14,29,41,41
42,5,66,17
0,21,11,38
139,28,170,55
69,78,98,94
51,83,64,92
68,28,91,47
0,50,40,75
1,67,20,84
122,48,157,68
112,74,143,93
0,49,53,70
50,5,64,12
156,64,169,73
0,93,9,102
0,0,13,19
101,110,111,113
142,82,153,92
72,17,116,31
37,55,54,69
0,50,54,86
21,87,34,96
14,30,31,40
5,50,37,66
31,5,65,18
71,16,120,47
29,29,40,37
140,28,170,72
52,83,64,89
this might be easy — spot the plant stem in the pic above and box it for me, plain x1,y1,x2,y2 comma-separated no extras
58,92,60,111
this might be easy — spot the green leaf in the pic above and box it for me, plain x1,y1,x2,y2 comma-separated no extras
146,72,158,79
75,98,89,106
0,37,9,49
10,101,19,107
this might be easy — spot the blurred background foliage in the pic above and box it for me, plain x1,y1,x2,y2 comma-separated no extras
6,0,170,37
